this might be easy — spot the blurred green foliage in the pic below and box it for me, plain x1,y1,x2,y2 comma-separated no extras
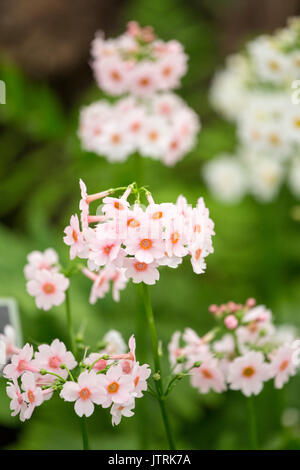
1,0,300,450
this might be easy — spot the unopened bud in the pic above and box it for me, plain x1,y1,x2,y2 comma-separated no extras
153,372,161,381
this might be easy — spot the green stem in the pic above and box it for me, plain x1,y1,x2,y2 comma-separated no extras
140,283,176,450
80,416,90,450
247,396,258,450
65,290,76,356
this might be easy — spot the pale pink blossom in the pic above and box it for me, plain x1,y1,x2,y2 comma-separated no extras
131,362,151,398
84,353,108,372
0,325,19,362
97,364,134,408
190,356,227,394
24,248,58,280
124,233,165,264
123,258,159,285
269,345,297,389
227,351,270,396
129,62,158,97
60,370,106,417
26,270,69,311
94,56,128,96
21,372,44,419
32,339,77,380
110,399,135,426
6,381,28,422
3,344,38,380
63,214,88,260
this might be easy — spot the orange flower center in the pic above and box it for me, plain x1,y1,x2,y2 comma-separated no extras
27,390,35,404
201,368,213,379
127,218,140,228
111,133,121,144
268,60,279,71
107,381,119,394
280,360,289,371
269,133,280,145
152,211,163,220
72,230,78,242
49,355,62,369
171,231,180,244
294,118,300,128
194,224,201,233
134,376,140,387
114,201,124,210
134,262,147,272
103,245,113,255
42,282,56,295
162,66,172,76
131,122,141,132
170,140,179,150
139,77,150,87
149,131,158,141
243,366,255,378
195,248,202,260
79,387,91,400
111,70,121,81
140,238,152,250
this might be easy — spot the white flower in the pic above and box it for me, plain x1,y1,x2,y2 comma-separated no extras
203,154,247,203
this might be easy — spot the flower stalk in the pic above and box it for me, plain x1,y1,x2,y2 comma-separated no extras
140,283,176,450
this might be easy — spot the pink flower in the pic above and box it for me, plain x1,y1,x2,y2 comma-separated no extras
269,345,297,389
88,233,121,268
110,399,135,426
6,381,28,422
63,214,88,260
24,248,58,280
156,55,186,90
224,315,238,330
123,258,159,285
26,269,69,311
227,351,270,396
164,218,188,258
129,62,158,97
79,179,89,229
189,244,206,275
60,370,106,417
95,56,128,96
190,356,227,394
131,362,151,398
3,344,38,380
124,233,165,264
32,339,77,380
102,197,130,219
97,364,134,408
88,270,110,304
21,372,44,420
138,116,168,158
84,353,108,372
111,268,128,302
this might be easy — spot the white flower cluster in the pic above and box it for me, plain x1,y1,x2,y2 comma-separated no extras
79,94,199,166
205,17,300,203
78,21,200,166
169,299,299,397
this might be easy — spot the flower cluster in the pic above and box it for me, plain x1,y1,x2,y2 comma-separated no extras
3,331,150,426
205,17,300,203
169,299,299,396
63,180,214,304
79,94,199,166
91,21,187,96
25,249,69,311
79,21,200,166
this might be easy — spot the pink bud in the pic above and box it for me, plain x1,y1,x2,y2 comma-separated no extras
246,298,256,308
228,301,237,312
224,315,238,330
209,304,218,314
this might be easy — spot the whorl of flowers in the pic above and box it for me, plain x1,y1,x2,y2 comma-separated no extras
169,299,299,397
91,21,188,96
2,330,150,426
79,93,200,166
79,21,200,166
205,17,300,203
62,180,214,304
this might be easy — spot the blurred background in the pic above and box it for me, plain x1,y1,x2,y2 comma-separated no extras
1,0,300,450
